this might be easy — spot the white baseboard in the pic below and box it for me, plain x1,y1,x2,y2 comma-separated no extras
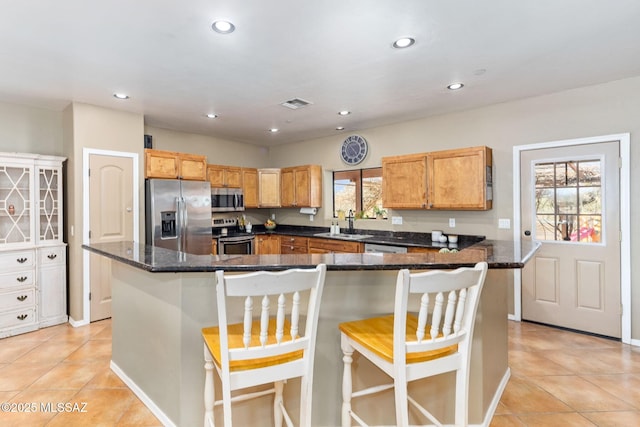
68,316,89,328
110,361,176,427
479,368,511,427
630,338,640,347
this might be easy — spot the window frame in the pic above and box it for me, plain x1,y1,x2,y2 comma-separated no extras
332,167,384,219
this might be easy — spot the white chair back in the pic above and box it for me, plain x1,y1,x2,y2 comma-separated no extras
394,262,488,363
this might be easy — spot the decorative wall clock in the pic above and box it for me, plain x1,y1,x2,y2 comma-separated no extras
340,135,368,165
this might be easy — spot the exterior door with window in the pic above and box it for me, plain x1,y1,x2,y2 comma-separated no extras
520,141,621,337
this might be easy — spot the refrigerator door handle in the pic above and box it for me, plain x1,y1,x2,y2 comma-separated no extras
176,197,183,252
182,196,189,252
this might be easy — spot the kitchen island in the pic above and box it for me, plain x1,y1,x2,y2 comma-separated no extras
84,240,538,427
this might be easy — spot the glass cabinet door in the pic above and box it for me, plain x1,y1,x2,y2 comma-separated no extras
0,165,32,244
37,167,62,243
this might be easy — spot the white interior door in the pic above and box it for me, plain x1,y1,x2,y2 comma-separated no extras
89,154,134,321
520,141,621,337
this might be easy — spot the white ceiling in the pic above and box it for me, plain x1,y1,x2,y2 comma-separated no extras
2,0,640,146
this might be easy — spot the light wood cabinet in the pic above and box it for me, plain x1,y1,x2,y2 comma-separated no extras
207,164,242,188
428,146,492,210
307,238,363,254
144,149,207,181
242,168,259,208
211,239,218,255
255,234,280,254
279,235,308,254
382,153,428,209
258,168,281,208
280,165,322,208
382,146,492,211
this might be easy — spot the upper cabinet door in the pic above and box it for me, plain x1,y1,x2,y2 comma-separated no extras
280,165,322,208
242,168,259,208
258,168,281,208
177,153,207,181
207,165,242,188
0,163,33,245
145,149,179,179
36,164,63,244
382,153,428,209
145,149,207,180
427,146,492,210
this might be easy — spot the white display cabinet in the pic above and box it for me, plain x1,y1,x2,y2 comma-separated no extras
0,152,66,337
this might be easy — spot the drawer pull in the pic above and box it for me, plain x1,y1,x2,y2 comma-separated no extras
47,253,57,260
17,257,28,263
17,276,28,283
17,295,28,302
17,314,28,321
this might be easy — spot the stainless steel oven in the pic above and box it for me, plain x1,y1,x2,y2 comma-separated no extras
218,234,255,255
212,216,255,255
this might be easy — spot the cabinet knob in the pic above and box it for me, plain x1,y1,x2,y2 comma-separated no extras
47,253,57,260
17,295,28,302
17,257,27,263
17,276,27,282
17,314,28,321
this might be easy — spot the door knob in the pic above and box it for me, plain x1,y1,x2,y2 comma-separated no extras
126,207,132,212
524,230,531,236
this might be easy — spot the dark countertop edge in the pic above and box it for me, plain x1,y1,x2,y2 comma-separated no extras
83,240,539,273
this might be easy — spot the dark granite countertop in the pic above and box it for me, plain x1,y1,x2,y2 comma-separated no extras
216,224,485,250
83,239,540,273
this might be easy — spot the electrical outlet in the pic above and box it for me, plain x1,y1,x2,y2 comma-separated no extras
271,213,276,220
392,216,403,225
498,218,511,229
449,218,456,228
309,214,314,222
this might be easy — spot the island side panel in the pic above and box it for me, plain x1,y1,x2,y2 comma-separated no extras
110,264,508,426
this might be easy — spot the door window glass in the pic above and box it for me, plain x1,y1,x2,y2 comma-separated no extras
534,160,602,242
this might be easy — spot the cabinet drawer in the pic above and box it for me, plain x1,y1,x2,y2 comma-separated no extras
0,250,35,269
0,270,35,290
308,238,363,253
38,246,66,266
0,289,35,310
0,307,36,330
280,245,307,254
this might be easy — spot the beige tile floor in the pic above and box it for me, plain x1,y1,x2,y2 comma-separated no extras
492,321,640,427
1,319,639,426
0,319,162,426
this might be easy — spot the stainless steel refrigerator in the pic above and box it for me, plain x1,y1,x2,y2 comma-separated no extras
145,179,212,255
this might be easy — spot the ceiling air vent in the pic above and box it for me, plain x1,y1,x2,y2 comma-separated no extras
280,98,312,110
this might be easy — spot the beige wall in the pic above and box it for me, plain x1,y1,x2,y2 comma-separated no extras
0,101,64,155
144,126,270,168
63,103,145,321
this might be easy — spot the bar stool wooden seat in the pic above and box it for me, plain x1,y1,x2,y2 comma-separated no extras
339,262,488,427
202,264,327,427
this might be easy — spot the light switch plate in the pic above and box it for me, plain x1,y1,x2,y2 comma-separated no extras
392,216,403,225
498,218,511,229
449,218,456,228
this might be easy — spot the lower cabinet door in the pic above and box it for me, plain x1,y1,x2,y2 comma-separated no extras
38,264,67,326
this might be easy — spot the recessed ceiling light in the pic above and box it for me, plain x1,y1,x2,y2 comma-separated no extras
212,20,235,34
338,110,351,116
113,93,129,100
206,113,218,119
447,82,464,90
393,37,415,49
269,128,279,133
335,126,345,131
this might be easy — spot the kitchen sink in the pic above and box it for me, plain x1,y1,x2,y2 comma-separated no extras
313,232,373,240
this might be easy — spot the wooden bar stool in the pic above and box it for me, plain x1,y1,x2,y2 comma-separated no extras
202,264,327,427
339,262,487,426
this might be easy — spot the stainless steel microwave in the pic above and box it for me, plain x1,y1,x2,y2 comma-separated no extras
211,187,245,212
